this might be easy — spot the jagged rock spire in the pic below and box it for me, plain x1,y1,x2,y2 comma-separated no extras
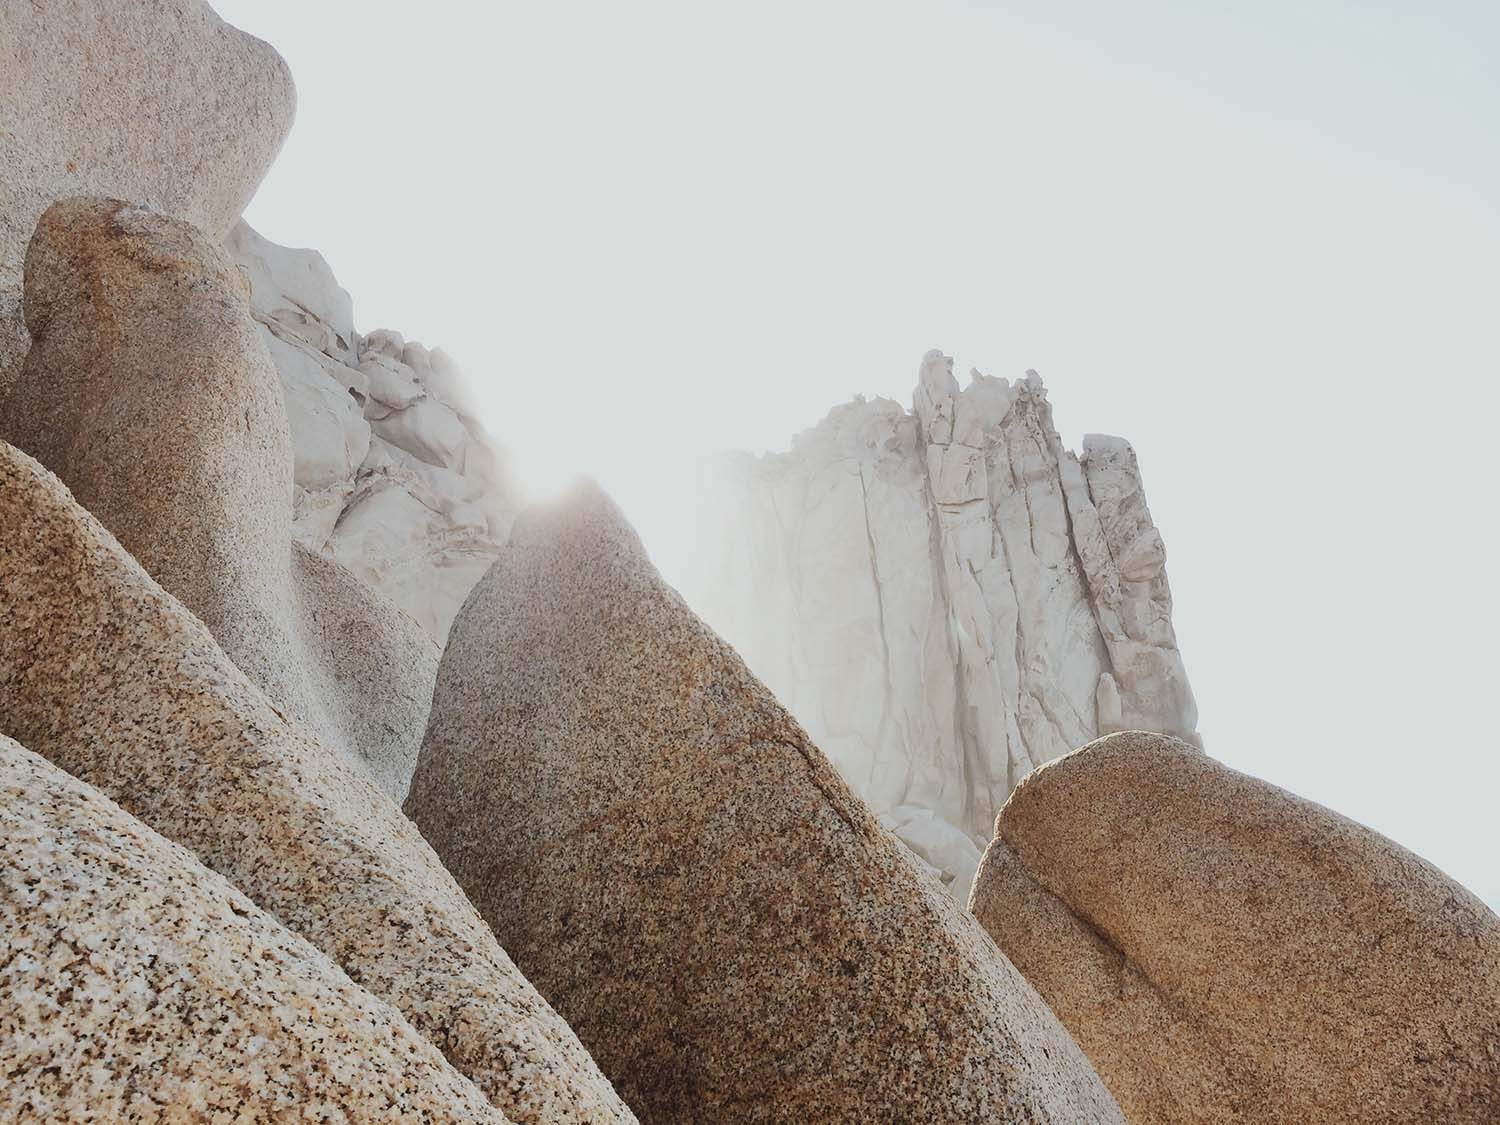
683,350,1199,896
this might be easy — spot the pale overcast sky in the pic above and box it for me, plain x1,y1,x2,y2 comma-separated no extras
215,0,1499,905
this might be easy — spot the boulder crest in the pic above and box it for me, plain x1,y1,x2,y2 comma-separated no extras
968,731,1500,1122
0,439,634,1124
405,479,1124,1123
0,0,295,391
225,220,519,644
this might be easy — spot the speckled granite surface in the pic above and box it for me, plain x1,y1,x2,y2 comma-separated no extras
0,0,294,393
0,733,510,1122
0,440,633,1125
406,481,1122,1123
970,731,1500,1122
0,196,438,802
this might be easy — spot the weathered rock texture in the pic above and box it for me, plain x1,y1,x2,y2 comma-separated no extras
405,482,1123,1124
0,440,634,1125
686,350,1198,896
0,197,437,800
0,734,510,1122
0,0,294,391
228,220,517,642
969,731,1500,1123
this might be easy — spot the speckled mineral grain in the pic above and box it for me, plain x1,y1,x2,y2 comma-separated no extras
0,440,634,1125
0,0,294,390
405,481,1123,1123
968,731,1500,1123
0,197,437,801
0,734,510,1122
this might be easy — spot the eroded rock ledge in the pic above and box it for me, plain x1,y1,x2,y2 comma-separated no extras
228,220,517,643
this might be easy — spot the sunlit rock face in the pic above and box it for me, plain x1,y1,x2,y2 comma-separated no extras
0,0,294,394
227,221,517,641
0,438,633,1123
685,350,1198,897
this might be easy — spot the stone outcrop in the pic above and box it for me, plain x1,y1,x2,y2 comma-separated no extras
968,731,1500,1123
684,350,1198,896
5,4,1493,1121
0,198,438,801
405,482,1124,1123
0,0,294,391
0,734,509,1122
228,220,517,642
0,440,634,1125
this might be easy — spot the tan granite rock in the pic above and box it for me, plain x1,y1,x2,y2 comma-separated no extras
969,731,1500,1123
0,0,294,390
404,481,1123,1123
0,733,509,1122
0,197,435,801
0,440,635,1125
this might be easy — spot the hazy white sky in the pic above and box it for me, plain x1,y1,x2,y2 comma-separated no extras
217,1,1499,905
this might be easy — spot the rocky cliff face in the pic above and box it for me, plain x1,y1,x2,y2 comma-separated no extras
227,221,516,642
686,350,1198,896
4,3,1496,1121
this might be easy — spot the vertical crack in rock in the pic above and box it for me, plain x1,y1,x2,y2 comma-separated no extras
987,409,1033,796
918,423,980,853
857,463,897,762
912,352,994,853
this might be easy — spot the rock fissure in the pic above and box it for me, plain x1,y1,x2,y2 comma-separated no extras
856,463,896,757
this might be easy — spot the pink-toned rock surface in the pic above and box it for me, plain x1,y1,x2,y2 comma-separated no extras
969,731,1500,1123
0,733,509,1122
0,439,634,1125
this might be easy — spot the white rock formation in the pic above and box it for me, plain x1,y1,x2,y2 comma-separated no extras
227,222,516,641
684,350,1198,898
